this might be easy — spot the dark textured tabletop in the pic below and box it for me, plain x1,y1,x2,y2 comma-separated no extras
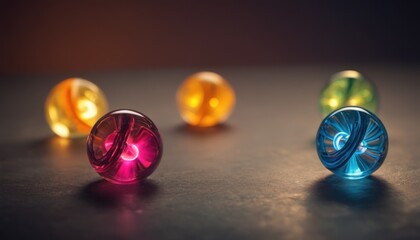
1,65,420,239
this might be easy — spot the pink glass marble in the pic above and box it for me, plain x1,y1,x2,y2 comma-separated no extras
87,110,163,184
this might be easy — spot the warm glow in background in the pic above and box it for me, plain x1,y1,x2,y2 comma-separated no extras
1,1,419,74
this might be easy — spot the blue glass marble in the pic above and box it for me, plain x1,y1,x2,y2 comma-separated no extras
316,106,388,179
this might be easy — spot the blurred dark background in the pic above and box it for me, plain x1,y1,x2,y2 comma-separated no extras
1,0,419,74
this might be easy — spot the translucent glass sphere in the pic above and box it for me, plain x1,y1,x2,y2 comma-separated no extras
45,78,108,138
87,110,163,184
316,107,388,179
319,70,378,116
176,72,235,127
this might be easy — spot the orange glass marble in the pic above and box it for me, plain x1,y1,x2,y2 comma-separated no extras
45,78,108,138
176,72,235,127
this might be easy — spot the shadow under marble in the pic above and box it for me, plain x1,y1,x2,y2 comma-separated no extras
304,175,419,239
80,179,160,209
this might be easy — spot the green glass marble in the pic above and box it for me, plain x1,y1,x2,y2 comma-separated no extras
319,70,378,116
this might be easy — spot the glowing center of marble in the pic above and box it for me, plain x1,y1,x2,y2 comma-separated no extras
121,143,139,161
104,134,140,161
333,132,367,154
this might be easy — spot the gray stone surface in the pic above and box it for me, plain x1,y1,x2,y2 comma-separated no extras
1,65,419,239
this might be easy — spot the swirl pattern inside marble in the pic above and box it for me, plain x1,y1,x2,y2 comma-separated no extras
316,107,388,179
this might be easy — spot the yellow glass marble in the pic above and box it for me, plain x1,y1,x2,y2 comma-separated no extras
176,72,235,127
319,70,378,116
45,78,108,138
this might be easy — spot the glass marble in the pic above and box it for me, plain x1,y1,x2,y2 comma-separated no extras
319,70,378,116
176,71,235,127
87,110,163,184
316,107,388,179
45,78,108,138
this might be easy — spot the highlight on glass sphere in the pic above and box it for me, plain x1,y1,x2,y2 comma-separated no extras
319,70,378,117
87,109,163,184
45,77,108,138
176,71,236,127
316,106,388,180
